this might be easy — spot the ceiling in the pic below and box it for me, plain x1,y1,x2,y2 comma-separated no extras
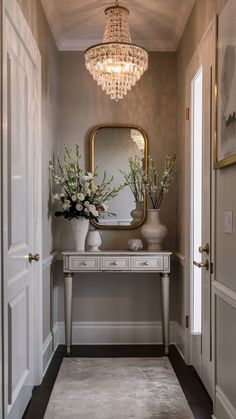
41,0,195,52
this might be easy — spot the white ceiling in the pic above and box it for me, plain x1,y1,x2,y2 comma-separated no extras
41,0,195,52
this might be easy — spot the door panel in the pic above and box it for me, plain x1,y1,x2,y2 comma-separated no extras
186,26,214,398
3,2,40,417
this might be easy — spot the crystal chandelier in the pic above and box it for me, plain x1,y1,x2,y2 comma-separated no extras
131,129,145,151
85,1,149,101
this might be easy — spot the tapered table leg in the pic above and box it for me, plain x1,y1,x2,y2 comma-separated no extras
161,272,170,355
64,273,73,355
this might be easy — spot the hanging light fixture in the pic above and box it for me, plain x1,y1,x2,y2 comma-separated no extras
85,0,149,101
131,129,145,151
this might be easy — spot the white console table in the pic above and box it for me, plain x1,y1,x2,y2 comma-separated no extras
62,251,172,355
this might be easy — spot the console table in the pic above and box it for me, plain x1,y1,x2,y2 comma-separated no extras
62,251,172,355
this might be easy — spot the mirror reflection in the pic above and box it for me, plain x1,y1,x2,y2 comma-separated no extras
90,126,148,229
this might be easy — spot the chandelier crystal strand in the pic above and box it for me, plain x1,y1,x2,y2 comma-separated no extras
85,2,149,101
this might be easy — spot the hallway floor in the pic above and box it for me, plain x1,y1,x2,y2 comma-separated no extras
23,345,213,419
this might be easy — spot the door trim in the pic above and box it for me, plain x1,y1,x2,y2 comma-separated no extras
2,0,43,395
0,0,3,417
184,20,216,370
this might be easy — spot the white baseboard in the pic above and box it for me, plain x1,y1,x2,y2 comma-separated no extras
215,385,236,419
53,320,184,346
42,321,186,375
42,324,59,376
174,322,186,359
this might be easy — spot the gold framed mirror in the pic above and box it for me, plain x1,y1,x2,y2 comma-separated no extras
90,125,148,230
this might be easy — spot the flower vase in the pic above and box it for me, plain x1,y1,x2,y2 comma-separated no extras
86,229,102,251
130,201,144,225
72,218,89,251
141,209,167,250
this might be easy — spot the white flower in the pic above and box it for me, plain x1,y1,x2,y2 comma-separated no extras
54,193,60,201
82,172,93,181
72,195,77,202
91,209,98,217
84,208,90,216
84,201,90,207
88,204,96,212
102,203,108,212
88,204,98,217
76,203,83,211
77,193,85,201
62,200,70,210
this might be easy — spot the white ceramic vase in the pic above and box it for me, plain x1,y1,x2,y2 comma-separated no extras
130,201,144,225
141,209,167,251
72,218,89,251
86,229,102,251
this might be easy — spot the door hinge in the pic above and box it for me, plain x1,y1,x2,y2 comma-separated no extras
210,262,214,274
185,315,189,329
186,107,190,121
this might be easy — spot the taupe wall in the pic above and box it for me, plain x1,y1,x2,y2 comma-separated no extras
16,0,59,343
56,51,178,323
58,51,177,250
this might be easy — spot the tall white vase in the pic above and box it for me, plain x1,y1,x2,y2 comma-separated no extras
71,218,89,251
141,209,167,251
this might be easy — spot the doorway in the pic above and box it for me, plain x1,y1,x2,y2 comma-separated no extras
185,24,215,398
2,0,42,418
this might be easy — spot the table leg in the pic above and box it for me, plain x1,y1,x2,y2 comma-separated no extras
161,272,170,355
64,273,73,355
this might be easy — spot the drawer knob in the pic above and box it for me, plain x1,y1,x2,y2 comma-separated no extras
82,261,87,266
113,261,118,266
144,261,149,266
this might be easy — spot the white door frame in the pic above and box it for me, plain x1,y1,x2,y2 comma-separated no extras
184,20,216,373
1,0,3,417
2,0,43,395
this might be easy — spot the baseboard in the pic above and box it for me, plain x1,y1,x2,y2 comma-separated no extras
42,321,186,375
42,324,59,376
54,320,185,347
174,322,186,360
215,385,236,419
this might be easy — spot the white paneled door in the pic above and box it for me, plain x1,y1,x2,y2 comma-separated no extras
2,1,42,418
185,25,214,398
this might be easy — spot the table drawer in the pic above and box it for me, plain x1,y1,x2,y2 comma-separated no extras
131,256,164,270
68,257,100,271
101,257,130,270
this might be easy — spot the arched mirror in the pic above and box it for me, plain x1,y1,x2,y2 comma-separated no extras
90,125,148,229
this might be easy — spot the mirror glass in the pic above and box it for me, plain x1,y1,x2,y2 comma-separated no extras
90,125,148,229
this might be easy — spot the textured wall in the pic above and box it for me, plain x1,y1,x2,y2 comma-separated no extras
56,51,178,323
57,51,177,250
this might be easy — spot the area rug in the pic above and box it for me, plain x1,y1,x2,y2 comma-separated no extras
44,357,194,418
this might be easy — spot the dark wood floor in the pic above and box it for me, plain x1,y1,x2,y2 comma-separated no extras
23,345,213,419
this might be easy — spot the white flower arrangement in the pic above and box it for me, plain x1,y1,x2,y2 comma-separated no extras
120,156,144,203
143,154,177,209
49,145,124,221
121,153,176,209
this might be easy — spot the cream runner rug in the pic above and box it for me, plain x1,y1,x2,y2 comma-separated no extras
44,357,194,418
